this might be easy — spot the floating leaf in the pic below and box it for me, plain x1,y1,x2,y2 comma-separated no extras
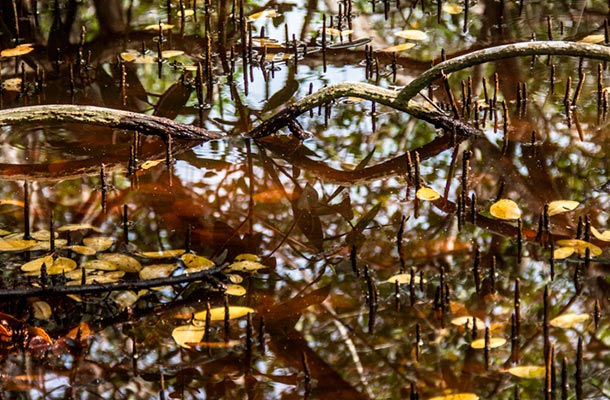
111,291,141,309
471,337,507,349
0,229,10,236
31,230,58,241
450,316,486,330
0,199,25,207
176,9,195,17
57,224,102,232
172,324,205,348
31,301,52,320
119,52,139,62
29,239,67,251
1,78,22,92
161,50,184,58
228,274,244,283
591,226,610,241
490,199,522,220
193,306,255,321
47,257,77,275
21,256,54,272
138,249,185,258
140,159,164,170
579,34,605,44
416,187,441,201
225,284,247,296
139,264,177,280
506,366,546,379
555,239,602,257
234,253,260,262
144,23,174,31
181,253,215,272
97,253,142,273
226,260,267,273
64,245,97,256
248,9,279,21
549,313,590,329
381,43,416,52
0,237,37,252
553,246,575,259
81,259,117,271
395,29,428,41
442,3,464,14
83,237,114,252
547,200,579,216
0,43,34,57
383,273,426,285
429,394,480,400
67,271,125,285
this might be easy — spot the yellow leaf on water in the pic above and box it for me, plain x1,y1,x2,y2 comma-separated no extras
57,224,102,233
139,264,177,280
138,249,186,258
47,257,77,275
381,43,416,52
395,29,428,41
490,199,522,220
161,50,184,58
225,284,247,296
97,253,142,273
383,273,426,285
181,253,215,272
21,256,54,272
0,43,34,57
429,394,480,400
234,253,261,262
506,366,546,379
144,23,174,31
0,199,25,207
83,237,114,252
248,9,279,21
31,301,52,320
591,226,610,241
579,34,605,44
120,52,138,62
0,237,37,252
555,239,602,257
226,260,267,273
2,78,22,92
470,337,507,349
553,246,575,259
176,9,195,17
416,187,441,201
549,313,590,329
547,200,579,216
81,259,117,271
64,245,97,256
442,3,464,14
450,316,486,330
193,306,254,321
140,159,164,170
172,324,205,348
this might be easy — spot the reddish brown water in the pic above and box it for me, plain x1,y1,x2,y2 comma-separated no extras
0,1,609,399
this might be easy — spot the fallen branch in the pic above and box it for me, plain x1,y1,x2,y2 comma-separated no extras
0,104,224,140
0,266,225,300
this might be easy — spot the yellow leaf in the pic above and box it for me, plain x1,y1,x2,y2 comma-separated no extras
120,52,138,62
381,43,416,52
139,264,177,280
395,29,428,41
193,306,254,321
234,253,260,262
228,274,244,283
57,224,102,233
490,199,522,220
555,239,602,257
138,249,186,258
470,337,507,349
225,284,247,296
83,237,114,252
47,257,77,275
450,316,486,330
226,260,267,273
591,226,610,241
547,200,579,216
161,50,184,58
176,9,195,17
248,9,279,21
549,313,590,329
81,259,117,271
416,187,441,201
383,273,426,285
579,34,605,44
172,324,205,348
442,3,464,14
67,271,125,285
429,394,480,400
0,199,25,207
140,159,164,170
97,253,142,273
144,23,174,31
506,366,546,379
181,253,215,272
0,237,37,252
64,245,97,256
0,43,34,57
31,301,52,320
553,246,575,259
21,256,54,272
1,78,22,92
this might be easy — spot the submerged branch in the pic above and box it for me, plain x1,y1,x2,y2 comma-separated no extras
0,105,224,140
0,267,225,300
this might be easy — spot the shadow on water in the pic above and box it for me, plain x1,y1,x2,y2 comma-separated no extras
0,0,609,399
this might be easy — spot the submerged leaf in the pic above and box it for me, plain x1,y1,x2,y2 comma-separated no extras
490,199,522,220
31,301,52,320
193,306,255,321
549,313,590,329
547,200,579,216
416,187,441,201
506,366,546,379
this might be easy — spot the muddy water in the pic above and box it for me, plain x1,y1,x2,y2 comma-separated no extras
0,1,609,399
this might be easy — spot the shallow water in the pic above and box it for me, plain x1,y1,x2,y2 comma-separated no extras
0,1,609,399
